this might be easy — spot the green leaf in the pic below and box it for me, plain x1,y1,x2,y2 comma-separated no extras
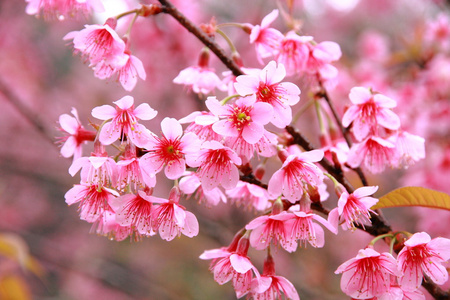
372,186,450,210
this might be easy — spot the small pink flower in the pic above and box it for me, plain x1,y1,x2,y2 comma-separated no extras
187,141,242,191
304,40,342,80
206,95,273,144
91,95,157,147
92,211,140,242
268,149,324,203
179,172,227,207
347,136,398,174
26,0,104,20
335,248,401,299
179,111,221,142
393,131,425,168
58,108,96,161
65,18,126,67
250,254,299,300
151,187,199,241
332,186,379,230
248,9,284,63
65,183,119,223
397,232,450,291
275,31,312,76
225,181,271,211
234,61,301,128
140,117,201,180
342,87,401,142
173,65,226,94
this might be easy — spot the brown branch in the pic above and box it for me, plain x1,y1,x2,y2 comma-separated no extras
158,0,244,77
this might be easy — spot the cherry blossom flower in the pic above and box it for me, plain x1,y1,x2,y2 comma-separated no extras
274,31,312,76
91,95,157,147
347,136,398,174
65,183,119,223
393,131,425,168
151,187,199,241
224,130,278,162
342,87,401,141
179,111,221,142
335,247,401,299
268,149,324,203
58,108,96,161
250,254,299,300
179,172,227,207
25,0,104,20
92,211,141,242
248,9,284,63
225,181,271,211
330,186,379,230
304,40,342,82
286,205,337,248
397,232,450,291
64,18,126,68
140,117,201,180
206,95,273,144
234,61,301,128
246,208,297,252
110,190,165,236
187,141,242,191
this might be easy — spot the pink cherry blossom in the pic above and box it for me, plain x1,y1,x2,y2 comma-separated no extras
332,186,379,230
140,117,201,180
286,206,336,248
274,32,312,76
64,18,126,68
25,0,104,20
225,181,271,211
268,149,324,203
151,187,199,241
342,87,401,141
110,190,166,236
178,111,221,142
65,183,118,223
92,211,141,242
179,172,227,207
304,40,342,81
58,107,96,161
397,232,450,291
234,61,301,128
206,95,273,144
335,248,401,299
91,95,157,147
393,131,425,168
173,65,226,94
223,130,278,162
187,141,242,191
248,9,284,63
250,254,299,300
347,136,398,174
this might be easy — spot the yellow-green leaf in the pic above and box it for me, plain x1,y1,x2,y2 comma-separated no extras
372,186,450,210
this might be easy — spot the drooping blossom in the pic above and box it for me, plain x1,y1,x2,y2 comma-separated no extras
250,254,299,300
200,234,260,298
329,186,379,231
245,200,297,252
173,48,226,94
335,247,401,299
274,31,312,76
268,149,324,203
304,40,342,82
179,172,227,207
225,181,271,211
68,142,117,187
393,131,425,168
234,61,301,128
206,95,273,144
187,141,242,191
151,187,199,241
286,204,337,248
248,9,284,63
178,111,221,142
397,232,450,291
92,211,141,242
91,95,157,147
140,117,201,180
342,87,401,141
25,0,104,20
110,190,166,236
64,18,126,68
347,136,398,174
58,107,96,161
65,183,118,223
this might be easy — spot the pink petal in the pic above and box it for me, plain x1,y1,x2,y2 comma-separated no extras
376,109,401,130
342,105,360,127
212,120,239,137
68,157,89,177
349,87,372,104
268,170,283,198
234,75,260,96
61,137,77,158
230,254,253,274
181,211,199,237
134,103,157,120
205,97,227,116
374,94,397,108
161,117,182,140
59,114,79,134
221,165,239,190
91,104,117,120
250,102,273,125
113,95,134,110
261,9,279,28
353,186,379,198
165,159,186,180
199,248,230,260
98,121,121,145
64,185,86,205
242,122,264,144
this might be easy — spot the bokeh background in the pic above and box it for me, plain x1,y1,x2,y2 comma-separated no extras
0,0,449,299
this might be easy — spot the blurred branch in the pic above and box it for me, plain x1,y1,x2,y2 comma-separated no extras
0,77,55,145
158,0,244,77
